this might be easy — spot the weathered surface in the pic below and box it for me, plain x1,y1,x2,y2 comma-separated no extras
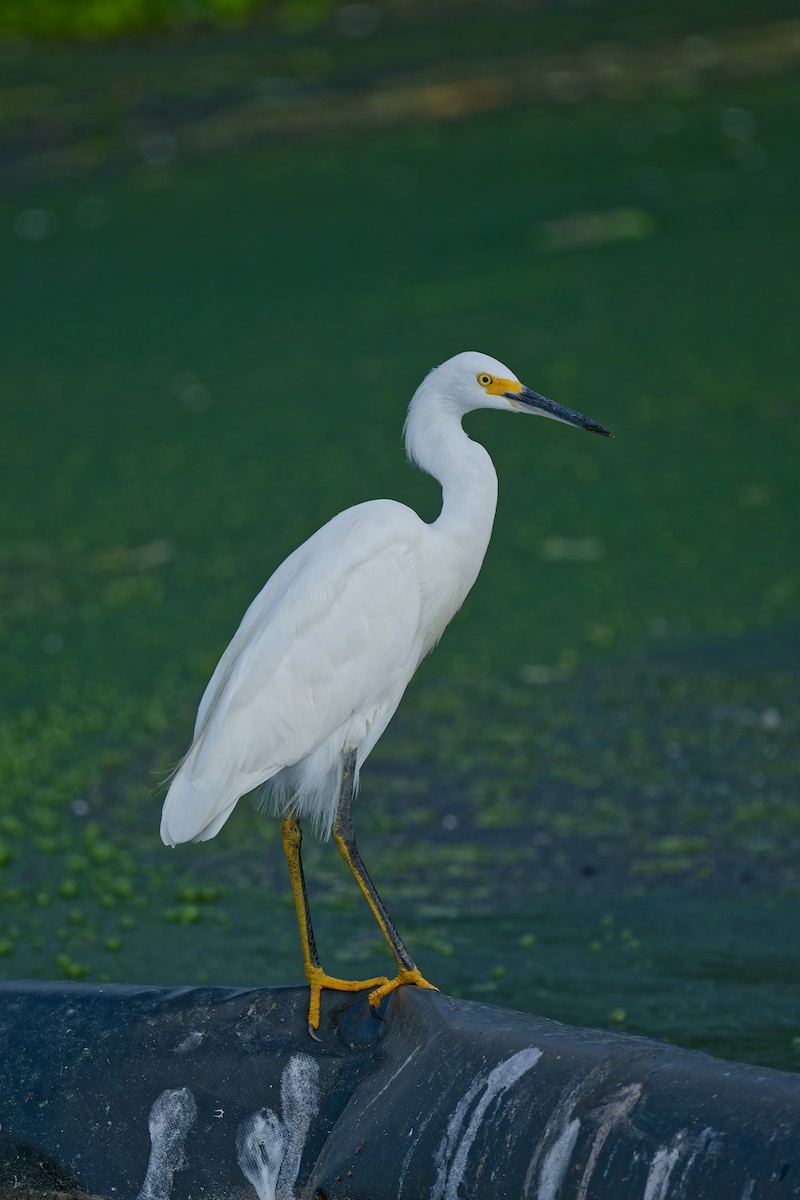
0,980,798,1198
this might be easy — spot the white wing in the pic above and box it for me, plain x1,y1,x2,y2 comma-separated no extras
160,501,425,845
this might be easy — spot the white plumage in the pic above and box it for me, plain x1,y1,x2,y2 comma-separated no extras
161,350,611,849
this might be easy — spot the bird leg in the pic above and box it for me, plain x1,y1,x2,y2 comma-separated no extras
333,749,437,1012
280,809,388,1036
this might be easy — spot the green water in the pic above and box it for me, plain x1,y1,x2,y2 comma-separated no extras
0,8,798,1071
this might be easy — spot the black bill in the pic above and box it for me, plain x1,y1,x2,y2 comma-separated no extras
508,386,613,437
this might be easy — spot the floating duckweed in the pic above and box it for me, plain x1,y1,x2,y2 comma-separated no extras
0,939,14,957
68,909,85,925
35,891,51,907
519,933,538,947
0,842,13,867
65,854,89,873
66,961,88,980
610,1008,628,1024
589,940,603,953
162,905,201,926
491,964,508,979
632,855,695,876
647,834,709,855
104,937,122,952
89,841,116,864
175,884,221,904
59,879,80,900
0,816,22,836
39,835,68,855
119,915,137,931
31,808,60,833
99,894,117,908
2,888,22,904
113,877,134,898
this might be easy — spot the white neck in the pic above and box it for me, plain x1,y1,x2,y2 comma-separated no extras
404,391,498,557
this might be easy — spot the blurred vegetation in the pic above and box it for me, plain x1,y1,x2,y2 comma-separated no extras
1,0,798,41
0,0,798,1068
0,0,336,39
0,0,255,38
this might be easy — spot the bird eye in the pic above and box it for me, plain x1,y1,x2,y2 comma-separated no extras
478,373,493,387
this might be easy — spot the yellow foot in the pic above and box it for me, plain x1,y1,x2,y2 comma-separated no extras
306,965,390,1031
368,966,438,1010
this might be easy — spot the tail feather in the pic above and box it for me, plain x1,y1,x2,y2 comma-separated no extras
160,772,236,846
160,735,254,846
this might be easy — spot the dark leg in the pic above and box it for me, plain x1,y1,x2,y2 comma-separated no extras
281,810,322,972
281,809,387,1036
333,749,437,1009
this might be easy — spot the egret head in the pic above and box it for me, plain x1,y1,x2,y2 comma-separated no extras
429,351,612,437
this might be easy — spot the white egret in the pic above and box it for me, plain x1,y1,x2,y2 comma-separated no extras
161,351,611,1032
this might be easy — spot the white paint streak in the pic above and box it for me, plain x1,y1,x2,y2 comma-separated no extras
237,1109,289,1200
398,1095,439,1197
576,1082,643,1200
432,1047,542,1200
522,1070,595,1198
394,1030,444,1198
679,1126,716,1188
236,1053,321,1200
643,1138,685,1200
538,1117,581,1200
363,1046,421,1111
175,1030,204,1053
644,1125,719,1200
276,1054,320,1200
138,1087,197,1200
431,1072,486,1196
